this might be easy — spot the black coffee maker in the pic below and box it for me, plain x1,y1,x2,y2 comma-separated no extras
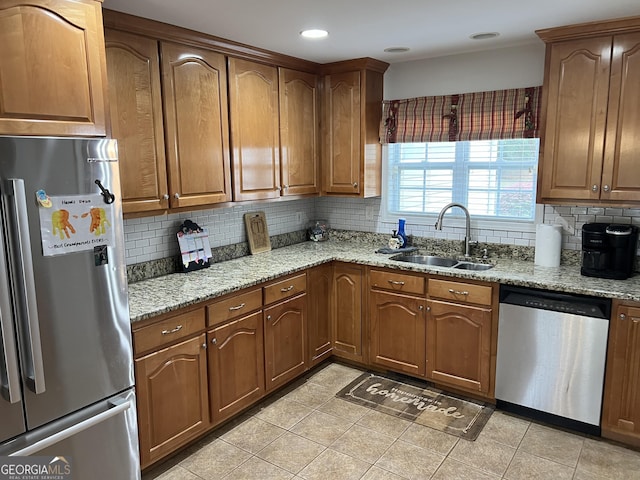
581,223,638,279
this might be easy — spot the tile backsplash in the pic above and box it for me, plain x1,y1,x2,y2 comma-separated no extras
124,196,640,266
124,198,315,265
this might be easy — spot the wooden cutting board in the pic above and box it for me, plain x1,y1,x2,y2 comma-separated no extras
244,211,271,254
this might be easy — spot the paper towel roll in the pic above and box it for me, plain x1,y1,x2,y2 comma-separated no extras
534,224,562,267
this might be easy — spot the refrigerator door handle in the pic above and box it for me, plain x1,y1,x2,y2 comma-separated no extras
8,396,134,456
0,223,21,404
7,179,45,394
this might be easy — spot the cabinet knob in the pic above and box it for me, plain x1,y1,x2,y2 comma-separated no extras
202,343,207,349
353,182,358,188
603,185,610,192
277,186,282,191
162,194,169,200
419,305,424,311
427,306,431,312
591,184,599,192
619,313,626,321
174,193,180,199
267,315,272,321
211,338,217,345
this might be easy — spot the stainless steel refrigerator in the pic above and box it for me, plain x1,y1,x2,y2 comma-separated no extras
0,137,140,478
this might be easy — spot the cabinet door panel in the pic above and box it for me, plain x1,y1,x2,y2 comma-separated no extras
162,42,231,208
370,291,426,376
324,71,361,194
105,30,168,213
0,0,107,136
601,32,640,202
539,37,611,201
135,334,209,468
279,68,319,195
208,312,265,424
603,305,640,444
332,264,363,362
307,264,332,366
229,58,280,201
427,300,491,393
264,295,307,392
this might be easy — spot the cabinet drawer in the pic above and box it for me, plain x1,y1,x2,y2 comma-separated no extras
370,269,425,296
207,289,262,327
428,279,492,306
263,273,307,305
133,308,206,355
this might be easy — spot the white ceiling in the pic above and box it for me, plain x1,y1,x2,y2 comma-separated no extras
103,0,640,64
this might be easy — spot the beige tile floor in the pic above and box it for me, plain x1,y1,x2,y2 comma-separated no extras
143,362,640,480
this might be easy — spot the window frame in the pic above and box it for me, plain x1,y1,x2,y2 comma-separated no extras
381,143,543,233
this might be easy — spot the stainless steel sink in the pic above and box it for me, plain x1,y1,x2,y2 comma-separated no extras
390,253,494,270
452,262,494,271
389,254,459,267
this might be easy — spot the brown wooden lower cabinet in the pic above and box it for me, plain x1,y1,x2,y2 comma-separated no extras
264,294,308,391
207,311,265,425
307,264,333,366
602,302,640,447
332,263,364,362
135,334,209,469
370,290,427,376
426,299,492,395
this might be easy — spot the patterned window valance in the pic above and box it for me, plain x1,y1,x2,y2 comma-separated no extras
381,86,541,143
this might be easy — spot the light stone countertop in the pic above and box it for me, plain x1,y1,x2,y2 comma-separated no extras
127,240,640,323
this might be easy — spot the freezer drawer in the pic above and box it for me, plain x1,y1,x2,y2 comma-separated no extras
1,390,140,480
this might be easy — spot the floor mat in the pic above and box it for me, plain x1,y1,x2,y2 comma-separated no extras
336,372,494,440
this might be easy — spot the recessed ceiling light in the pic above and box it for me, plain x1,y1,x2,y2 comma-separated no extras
384,47,410,53
469,32,500,40
300,29,328,39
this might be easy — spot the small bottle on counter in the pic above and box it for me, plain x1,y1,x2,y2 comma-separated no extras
388,230,403,249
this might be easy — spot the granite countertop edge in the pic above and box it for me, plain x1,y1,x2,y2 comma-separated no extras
128,241,640,323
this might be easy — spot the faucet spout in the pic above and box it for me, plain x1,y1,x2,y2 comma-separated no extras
435,202,472,257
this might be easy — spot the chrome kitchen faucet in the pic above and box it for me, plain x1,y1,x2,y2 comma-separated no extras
435,202,472,258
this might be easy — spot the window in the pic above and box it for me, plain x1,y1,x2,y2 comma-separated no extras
385,138,539,222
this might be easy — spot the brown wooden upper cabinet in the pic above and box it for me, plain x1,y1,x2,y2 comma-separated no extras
322,60,388,197
161,42,232,209
105,30,232,213
279,68,320,196
228,59,281,201
104,30,168,213
0,0,108,136
537,17,640,205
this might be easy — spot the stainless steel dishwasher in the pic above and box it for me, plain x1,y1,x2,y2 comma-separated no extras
495,285,611,435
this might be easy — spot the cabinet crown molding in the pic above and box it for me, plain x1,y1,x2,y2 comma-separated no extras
536,15,640,43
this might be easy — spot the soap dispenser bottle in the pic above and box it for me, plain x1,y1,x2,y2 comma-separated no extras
398,218,408,247
389,230,403,249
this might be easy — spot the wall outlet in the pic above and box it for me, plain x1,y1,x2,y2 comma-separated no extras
296,211,304,224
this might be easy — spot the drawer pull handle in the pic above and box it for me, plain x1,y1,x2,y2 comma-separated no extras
280,285,294,292
388,280,405,286
228,303,246,311
161,325,183,335
448,288,469,296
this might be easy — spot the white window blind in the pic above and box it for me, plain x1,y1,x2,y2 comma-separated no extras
386,138,540,222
